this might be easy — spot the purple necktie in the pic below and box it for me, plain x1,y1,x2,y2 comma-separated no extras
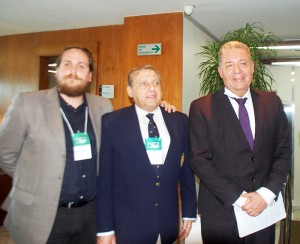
234,98,254,149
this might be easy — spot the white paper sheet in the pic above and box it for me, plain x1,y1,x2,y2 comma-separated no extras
234,192,286,237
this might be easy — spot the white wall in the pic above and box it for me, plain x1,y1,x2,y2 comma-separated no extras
269,65,300,220
182,16,214,244
182,17,214,115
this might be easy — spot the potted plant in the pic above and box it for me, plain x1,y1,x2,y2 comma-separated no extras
197,22,280,95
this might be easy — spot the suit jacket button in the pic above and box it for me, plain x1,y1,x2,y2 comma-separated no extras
155,203,159,207
156,182,160,187
251,156,255,161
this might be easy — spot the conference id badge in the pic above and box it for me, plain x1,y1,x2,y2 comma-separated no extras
72,132,92,161
145,137,163,165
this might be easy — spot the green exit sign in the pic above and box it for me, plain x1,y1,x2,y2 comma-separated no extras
138,43,162,56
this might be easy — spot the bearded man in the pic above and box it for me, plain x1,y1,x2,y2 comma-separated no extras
0,47,113,244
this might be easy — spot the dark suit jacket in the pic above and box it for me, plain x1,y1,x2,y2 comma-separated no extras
189,88,291,222
96,105,197,244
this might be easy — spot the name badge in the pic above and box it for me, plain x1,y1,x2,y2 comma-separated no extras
145,137,162,150
145,137,163,165
72,132,92,161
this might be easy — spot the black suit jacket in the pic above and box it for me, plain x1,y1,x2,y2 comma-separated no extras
189,88,291,221
96,105,197,244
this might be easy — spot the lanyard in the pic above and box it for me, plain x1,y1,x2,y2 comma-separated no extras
60,106,88,135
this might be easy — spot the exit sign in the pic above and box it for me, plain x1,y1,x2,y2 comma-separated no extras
138,43,162,56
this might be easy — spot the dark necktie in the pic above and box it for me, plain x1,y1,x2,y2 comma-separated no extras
146,113,159,138
146,113,161,174
233,98,254,149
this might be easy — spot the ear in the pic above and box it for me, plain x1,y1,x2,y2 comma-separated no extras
88,72,92,83
251,60,255,73
127,86,133,98
218,66,223,79
55,68,59,79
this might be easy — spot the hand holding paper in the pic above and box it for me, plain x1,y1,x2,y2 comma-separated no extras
241,192,268,217
234,192,286,238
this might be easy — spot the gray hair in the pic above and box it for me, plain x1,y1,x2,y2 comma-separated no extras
127,65,161,86
218,41,252,66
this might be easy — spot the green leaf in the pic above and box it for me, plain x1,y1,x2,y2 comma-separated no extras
197,22,280,95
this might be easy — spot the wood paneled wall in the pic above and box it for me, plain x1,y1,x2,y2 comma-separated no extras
123,13,183,110
0,34,40,121
0,13,183,122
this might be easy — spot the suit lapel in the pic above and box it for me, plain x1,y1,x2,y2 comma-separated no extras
250,89,261,152
86,93,102,173
45,87,66,150
217,90,251,148
160,108,175,169
86,94,102,149
126,106,156,171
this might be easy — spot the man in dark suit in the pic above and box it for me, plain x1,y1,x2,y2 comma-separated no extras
96,65,197,244
189,41,291,243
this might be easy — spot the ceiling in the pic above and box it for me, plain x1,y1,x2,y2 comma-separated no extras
1,0,300,60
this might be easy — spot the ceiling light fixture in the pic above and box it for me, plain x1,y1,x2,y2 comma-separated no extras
258,40,300,51
271,61,300,66
258,45,300,50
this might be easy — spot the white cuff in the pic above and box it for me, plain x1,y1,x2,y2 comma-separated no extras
256,187,276,206
96,231,115,236
182,217,197,221
233,191,247,208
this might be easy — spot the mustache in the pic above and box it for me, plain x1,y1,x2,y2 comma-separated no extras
65,74,80,80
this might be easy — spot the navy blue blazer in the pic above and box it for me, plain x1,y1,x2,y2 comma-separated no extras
96,105,197,244
189,88,292,221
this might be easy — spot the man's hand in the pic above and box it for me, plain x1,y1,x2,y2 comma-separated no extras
160,101,177,113
97,235,116,244
241,192,267,217
180,219,193,240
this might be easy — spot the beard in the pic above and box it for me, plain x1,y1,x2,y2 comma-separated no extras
57,75,90,97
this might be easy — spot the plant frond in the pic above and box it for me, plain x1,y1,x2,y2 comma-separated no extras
197,22,280,96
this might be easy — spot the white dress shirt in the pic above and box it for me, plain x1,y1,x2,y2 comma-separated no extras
224,88,276,207
135,104,170,165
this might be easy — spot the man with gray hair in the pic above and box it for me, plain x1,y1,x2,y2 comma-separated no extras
189,41,291,243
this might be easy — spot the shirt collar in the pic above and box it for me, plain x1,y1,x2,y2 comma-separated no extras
59,93,87,112
135,104,161,118
224,87,251,99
